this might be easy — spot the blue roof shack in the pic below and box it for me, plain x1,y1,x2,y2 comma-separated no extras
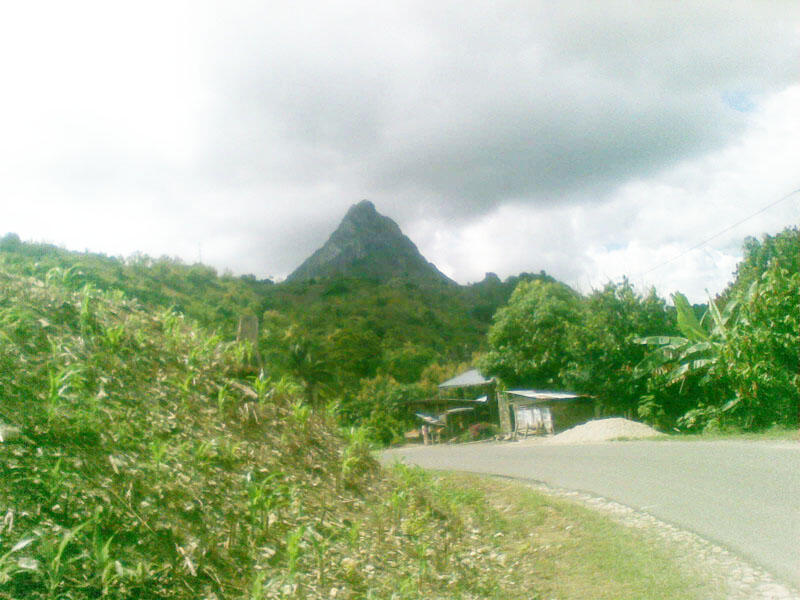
404,369,499,440
437,369,494,389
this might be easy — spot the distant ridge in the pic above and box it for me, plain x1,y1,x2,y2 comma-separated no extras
287,200,455,285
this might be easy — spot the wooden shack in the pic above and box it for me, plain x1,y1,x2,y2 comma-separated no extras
404,369,498,440
437,369,498,429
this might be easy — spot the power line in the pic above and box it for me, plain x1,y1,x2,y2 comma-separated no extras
640,186,800,277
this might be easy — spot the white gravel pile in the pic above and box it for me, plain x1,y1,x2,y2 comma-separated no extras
548,418,662,444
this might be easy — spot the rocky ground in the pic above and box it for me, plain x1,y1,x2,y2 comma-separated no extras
512,478,799,600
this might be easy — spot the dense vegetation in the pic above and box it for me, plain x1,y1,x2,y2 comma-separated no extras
0,236,545,443
0,234,268,335
481,228,799,432
0,225,791,598
1,226,795,444
0,261,565,599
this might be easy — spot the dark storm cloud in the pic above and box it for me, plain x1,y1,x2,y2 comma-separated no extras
202,1,799,217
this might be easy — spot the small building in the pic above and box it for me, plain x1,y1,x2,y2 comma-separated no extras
405,369,498,440
499,390,595,437
437,369,498,427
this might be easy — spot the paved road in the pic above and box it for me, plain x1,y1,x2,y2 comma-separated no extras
383,440,800,588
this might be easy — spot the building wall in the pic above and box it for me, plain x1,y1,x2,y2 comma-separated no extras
499,396,595,435
498,394,513,433
549,399,595,433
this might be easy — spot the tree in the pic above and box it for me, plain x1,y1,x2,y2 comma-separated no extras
382,342,435,384
327,323,383,386
723,228,799,300
720,257,799,428
480,280,584,388
635,292,735,429
569,280,673,417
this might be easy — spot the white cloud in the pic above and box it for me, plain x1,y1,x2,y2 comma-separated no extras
414,85,800,302
0,1,797,301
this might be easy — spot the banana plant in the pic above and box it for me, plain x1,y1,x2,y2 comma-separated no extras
634,291,739,389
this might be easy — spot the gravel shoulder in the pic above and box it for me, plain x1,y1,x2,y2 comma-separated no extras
383,437,800,596
502,475,799,600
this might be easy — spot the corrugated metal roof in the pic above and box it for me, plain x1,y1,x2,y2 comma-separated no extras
438,369,494,388
507,389,584,402
443,407,475,415
415,412,444,426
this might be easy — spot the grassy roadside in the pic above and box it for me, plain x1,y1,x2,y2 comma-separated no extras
630,427,798,442
423,471,722,600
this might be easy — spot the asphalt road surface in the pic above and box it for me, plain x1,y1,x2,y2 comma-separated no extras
383,440,800,588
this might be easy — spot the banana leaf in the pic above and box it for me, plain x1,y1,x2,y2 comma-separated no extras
667,358,714,384
675,341,713,359
705,291,729,340
672,292,710,342
633,335,689,348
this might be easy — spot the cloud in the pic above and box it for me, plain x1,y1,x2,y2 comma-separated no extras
412,84,800,302
0,1,798,297
199,1,799,215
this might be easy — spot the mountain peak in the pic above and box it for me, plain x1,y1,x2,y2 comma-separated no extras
287,201,454,285
347,199,377,216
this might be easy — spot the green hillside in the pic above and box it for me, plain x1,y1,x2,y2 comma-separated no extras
0,262,521,599
0,235,540,437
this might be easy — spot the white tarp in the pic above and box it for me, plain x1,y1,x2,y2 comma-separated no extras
514,405,553,434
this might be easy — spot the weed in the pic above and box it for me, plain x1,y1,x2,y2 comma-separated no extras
248,571,268,600
291,400,311,428
245,472,290,531
340,425,375,489
285,525,305,579
41,519,91,599
216,384,229,413
103,324,125,351
252,374,271,402
89,525,119,596
149,439,169,469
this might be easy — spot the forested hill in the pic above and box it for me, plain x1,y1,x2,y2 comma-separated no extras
0,230,550,409
0,199,551,349
1,223,796,440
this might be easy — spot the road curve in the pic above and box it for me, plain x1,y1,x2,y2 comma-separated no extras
383,440,800,588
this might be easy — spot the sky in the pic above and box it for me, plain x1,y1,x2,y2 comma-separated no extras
1,1,798,302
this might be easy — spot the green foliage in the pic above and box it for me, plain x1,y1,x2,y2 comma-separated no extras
723,228,799,300
0,237,531,438
635,292,735,430
382,343,435,384
480,227,797,434
481,280,585,388
2,259,581,599
569,280,675,417
0,239,269,336
339,374,430,445
719,259,799,427
635,227,799,431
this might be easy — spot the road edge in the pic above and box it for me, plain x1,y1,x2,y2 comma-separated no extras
490,473,800,600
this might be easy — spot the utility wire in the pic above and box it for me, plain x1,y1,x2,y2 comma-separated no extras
640,186,800,277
